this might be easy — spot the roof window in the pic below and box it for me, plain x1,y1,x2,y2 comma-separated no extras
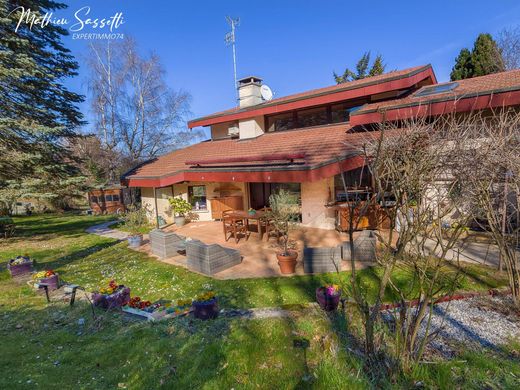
414,82,458,97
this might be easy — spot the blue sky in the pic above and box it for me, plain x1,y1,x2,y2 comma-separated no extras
48,0,520,130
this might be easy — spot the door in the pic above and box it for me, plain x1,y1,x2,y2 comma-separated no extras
249,183,271,209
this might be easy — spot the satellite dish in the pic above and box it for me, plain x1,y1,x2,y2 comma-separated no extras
261,84,273,101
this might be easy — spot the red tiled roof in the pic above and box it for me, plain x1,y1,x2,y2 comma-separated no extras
188,65,436,128
123,123,376,186
351,69,520,124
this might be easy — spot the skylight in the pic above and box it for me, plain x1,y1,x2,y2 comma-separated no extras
414,82,459,98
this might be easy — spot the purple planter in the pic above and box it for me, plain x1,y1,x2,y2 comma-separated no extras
192,297,219,320
7,260,34,277
38,274,60,291
316,288,341,311
92,287,131,310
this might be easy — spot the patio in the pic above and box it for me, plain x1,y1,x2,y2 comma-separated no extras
137,221,375,279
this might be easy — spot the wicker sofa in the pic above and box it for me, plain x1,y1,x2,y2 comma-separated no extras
150,229,186,259
303,246,342,274
186,239,242,276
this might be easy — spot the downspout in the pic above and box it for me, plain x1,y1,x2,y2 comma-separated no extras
153,187,159,229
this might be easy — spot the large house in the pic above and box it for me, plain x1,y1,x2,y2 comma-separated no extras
122,64,520,229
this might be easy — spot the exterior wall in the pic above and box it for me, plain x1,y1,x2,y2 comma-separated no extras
141,186,174,225
141,182,247,224
239,115,265,139
300,178,336,230
210,122,233,140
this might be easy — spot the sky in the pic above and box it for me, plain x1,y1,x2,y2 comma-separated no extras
33,0,520,132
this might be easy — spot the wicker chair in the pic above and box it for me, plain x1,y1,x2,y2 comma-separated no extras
222,210,249,243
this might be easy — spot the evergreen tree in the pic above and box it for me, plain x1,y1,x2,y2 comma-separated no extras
450,48,473,81
0,0,85,211
334,52,386,84
471,33,505,77
450,33,505,81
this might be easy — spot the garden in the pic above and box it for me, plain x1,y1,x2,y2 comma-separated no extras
1,213,520,389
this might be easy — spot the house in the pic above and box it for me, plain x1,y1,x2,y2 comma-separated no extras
121,65,520,229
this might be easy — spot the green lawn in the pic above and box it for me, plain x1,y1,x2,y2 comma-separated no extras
1,214,519,389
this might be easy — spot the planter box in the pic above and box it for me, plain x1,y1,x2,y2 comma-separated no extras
193,298,219,320
316,288,341,311
34,274,60,291
7,260,33,277
92,287,130,309
122,306,192,321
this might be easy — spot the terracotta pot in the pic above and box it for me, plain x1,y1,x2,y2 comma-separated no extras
276,251,298,274
316,287,341,311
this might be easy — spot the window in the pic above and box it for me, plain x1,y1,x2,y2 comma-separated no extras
105,194,113,202
90,196,98,203
267,112,295,132
188,185,207,210
112,194,120,202
331,104,363,123
297,107,328,128
414,82,458,97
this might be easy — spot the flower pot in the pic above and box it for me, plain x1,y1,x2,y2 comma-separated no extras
276,251,298,274
192,297,219,320
7,259,33,277
37,274,60,291
92,286,131,310
316,287,341,311
127,234,143,248
174,216,186,226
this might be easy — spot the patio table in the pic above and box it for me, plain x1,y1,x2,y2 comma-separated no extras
226,210,266,239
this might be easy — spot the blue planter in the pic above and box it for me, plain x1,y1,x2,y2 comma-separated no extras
127,234,143,248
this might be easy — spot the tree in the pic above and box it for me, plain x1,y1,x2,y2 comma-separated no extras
497,26,520,70
450,48,473,81
0,0,84,181
450,33,505,80
87,37,200,178
0,0,85,211
334,52,386,84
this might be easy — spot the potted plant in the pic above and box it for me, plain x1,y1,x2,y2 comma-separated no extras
122,205,148,247
265,190,299,274
7,255,34,277
316,284,342,311
32,270,60,290
92,280,131,309
192,291,219,320
168,197,192,227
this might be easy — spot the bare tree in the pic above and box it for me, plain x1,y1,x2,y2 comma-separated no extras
87,37,199,178
497,27,520,70
460,110,520,306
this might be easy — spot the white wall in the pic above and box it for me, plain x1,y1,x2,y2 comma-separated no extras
141,186,174,224
300,178,336,229
239,116,265,139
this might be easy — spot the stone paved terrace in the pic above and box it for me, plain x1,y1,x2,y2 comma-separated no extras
136,221,374,280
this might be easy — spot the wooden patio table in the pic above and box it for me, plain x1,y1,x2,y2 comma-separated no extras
226,210,266,239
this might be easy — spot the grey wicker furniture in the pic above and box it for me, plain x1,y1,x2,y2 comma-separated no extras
150,229,187,259
186,239,242,275
341,230,377,262
303,246,342,274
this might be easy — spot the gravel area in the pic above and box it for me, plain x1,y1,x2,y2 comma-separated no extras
384,295,520,357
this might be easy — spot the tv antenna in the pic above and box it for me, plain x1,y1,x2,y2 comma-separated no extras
225,16,240,102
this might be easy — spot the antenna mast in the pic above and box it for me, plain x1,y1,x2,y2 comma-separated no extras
225,16,240,102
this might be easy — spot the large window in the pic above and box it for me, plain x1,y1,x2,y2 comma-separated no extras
297,107,328,128
267,112,295,132
334,168,372,202
188,185,207,210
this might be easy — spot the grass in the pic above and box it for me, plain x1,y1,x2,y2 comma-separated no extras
1,214,519,388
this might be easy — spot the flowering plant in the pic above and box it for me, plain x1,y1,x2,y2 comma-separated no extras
10,255,32,265
194,291,216,303
128,296,152,310
177,298,192,307
32,270,56,280
319,284,340,296
98,280,120,295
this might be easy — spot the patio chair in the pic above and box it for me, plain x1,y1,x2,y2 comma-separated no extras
258,207,279,241
186,239,242,275
303,246,342,274
222,210,249,243
150,229,186,259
